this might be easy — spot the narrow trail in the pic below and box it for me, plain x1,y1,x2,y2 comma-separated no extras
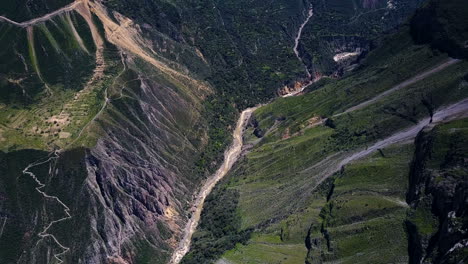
14,2,90,261
22,150,71,264
169,107,258,264
305,98,468,190
5,0,201,262
13,2,125,262
334,58,461,117
68,50,127,147
19,50,125,262
0,1,82,28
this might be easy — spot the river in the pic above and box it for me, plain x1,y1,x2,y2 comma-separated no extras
169,107,258,264
169,6,317,262
166,3,468,263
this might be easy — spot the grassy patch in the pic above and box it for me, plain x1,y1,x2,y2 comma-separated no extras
307,143,414,263
223,239,307,264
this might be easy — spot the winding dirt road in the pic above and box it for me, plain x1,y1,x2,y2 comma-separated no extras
341,98,468,163
305,98,468,189
169,107,258,264
21,151,71,264
13,2,118,262
0,1,82,28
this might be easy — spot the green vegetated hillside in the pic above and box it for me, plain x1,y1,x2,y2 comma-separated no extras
0,0,73,22
299,0,426,75
406,118,468,264
306,144,413,264
0,10,101,151
183,2,468,263
0,0,466,264
0,0,214,262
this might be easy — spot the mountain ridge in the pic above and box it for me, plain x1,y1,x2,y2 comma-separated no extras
0,0,466,263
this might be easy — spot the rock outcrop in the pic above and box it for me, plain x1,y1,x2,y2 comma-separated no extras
406,121,468,264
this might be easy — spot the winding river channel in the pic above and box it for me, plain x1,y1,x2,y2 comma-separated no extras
169,107,258,264
169,5,316,263
167,3,468,263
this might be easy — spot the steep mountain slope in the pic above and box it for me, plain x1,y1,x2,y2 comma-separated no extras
0,0,395,263
0,0,212,263
407,119,468,264
306,143,413,263
183,1,468,262
298,0,426,76
0,0,465,264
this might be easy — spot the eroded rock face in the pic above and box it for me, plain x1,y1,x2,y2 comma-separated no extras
328,36,370,74
278,79,314,97
84,144,175,263
0,1,209,260
0,72,205,264
407,123,468,264
80,69,206,263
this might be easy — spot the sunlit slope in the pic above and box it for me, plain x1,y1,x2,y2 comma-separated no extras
0,2,102,150
305,143,413,264
0,0,211,151
0,0,73,22
184,24,468,263
0,1,213,263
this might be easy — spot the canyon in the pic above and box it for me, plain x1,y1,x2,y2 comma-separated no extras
0,0,466,263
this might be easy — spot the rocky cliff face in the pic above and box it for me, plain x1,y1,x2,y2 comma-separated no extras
406,120,468,264
81,63,208,263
